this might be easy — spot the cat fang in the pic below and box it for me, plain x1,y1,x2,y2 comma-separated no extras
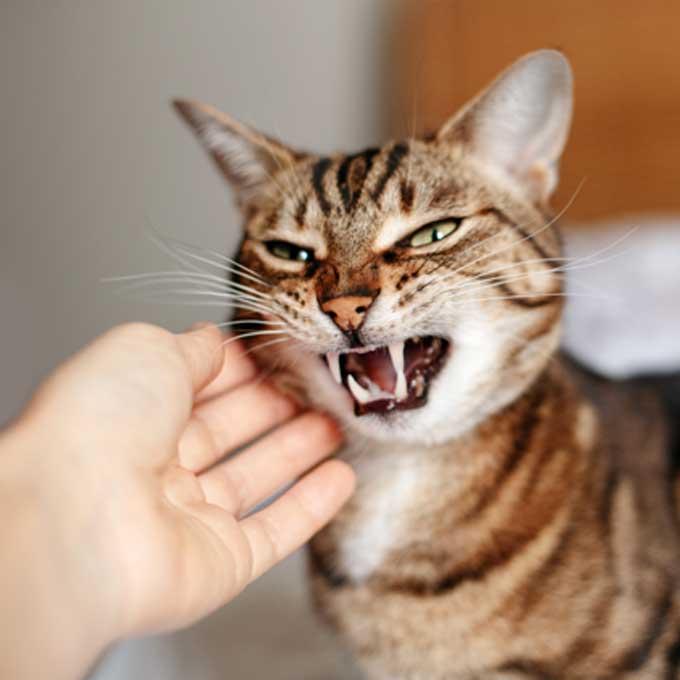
323,336,451,416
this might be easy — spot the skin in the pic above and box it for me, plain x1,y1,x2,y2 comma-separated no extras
0,322,356,680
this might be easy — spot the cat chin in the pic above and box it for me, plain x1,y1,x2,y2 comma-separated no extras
335,342,517,445
275,310,557,447
285,331,525,447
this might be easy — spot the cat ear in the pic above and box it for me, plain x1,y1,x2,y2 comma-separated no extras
173,99,299,202
437,50,573,203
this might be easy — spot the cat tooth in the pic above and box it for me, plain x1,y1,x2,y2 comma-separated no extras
326,352,342,384
350,344,377,354
388,341,408,400
413,373,426,398
365,377,393,400
348,374,372,404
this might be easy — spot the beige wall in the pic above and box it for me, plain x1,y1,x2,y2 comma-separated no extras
0,0,388,425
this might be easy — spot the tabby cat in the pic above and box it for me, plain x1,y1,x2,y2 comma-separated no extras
175,51,680,679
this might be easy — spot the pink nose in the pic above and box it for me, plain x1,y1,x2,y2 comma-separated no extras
320,295,375,332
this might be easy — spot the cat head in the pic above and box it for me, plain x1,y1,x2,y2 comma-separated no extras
175,50,573,444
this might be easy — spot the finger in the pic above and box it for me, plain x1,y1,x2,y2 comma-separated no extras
175,323,226,393
239,459,356,583
178,379,296,472
199,412,343,514
194,336,257,403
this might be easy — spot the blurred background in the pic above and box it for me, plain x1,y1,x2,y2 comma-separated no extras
3,1,680,678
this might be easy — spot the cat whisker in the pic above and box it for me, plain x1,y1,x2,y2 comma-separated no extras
564,226,639,267
213,319,286,329
105,270,258,292
415,180,585,281
105,270,229,286
220,328,290,348
173,242,270,284
401,268,559,311
128,291,279,316
444,244,634,299
412,227,638,307
113,281,273,310
133,287,274,304
166,241,272,288
145,228,213,279
126,255,312,321
451,291,616,306
108,272,273,303
429,257,568,293
430,272,603,308
128,299,282,316
150,232,271,287
242,336,293,357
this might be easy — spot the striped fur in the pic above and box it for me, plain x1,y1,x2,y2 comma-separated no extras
175,51,680,678
310,362,680,679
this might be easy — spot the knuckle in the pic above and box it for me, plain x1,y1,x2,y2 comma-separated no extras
113,321,172,346
258,382,295,419
304,413,341,446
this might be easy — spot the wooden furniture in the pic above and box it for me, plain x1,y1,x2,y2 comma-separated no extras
389,0,680,220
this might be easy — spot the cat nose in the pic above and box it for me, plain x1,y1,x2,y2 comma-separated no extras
320,295,376,333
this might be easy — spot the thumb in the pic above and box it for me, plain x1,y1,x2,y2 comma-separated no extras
176,323,226,394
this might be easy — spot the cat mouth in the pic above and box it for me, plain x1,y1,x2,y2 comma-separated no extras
323,336,450,416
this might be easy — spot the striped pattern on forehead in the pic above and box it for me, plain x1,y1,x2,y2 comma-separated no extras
305,142,411,221
371,142,409,204
311,157,333,216
336,148,380,213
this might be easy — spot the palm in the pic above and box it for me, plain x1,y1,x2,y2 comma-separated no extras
33,323,354,639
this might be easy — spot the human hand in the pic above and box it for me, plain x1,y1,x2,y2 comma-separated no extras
0,323,355,680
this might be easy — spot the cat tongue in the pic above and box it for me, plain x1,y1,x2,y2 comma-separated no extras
326,337,449,414
344,345,398,394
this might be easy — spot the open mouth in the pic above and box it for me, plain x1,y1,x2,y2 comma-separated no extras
323,336,450,416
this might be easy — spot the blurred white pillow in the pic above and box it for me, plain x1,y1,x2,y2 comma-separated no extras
563,214,680,377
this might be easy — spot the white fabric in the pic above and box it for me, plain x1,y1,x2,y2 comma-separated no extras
563,215,680,377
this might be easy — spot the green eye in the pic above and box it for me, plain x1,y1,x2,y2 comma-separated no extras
408,219,460,248
265,240,314,262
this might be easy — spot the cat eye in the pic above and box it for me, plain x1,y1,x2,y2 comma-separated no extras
407,219,460,248
265,240,314,263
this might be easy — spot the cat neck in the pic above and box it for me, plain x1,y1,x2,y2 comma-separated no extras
314,356,604,587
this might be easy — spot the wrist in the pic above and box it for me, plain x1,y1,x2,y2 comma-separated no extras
0,421,120,680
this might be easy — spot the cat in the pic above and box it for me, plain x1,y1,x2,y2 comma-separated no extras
174,50,680,679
